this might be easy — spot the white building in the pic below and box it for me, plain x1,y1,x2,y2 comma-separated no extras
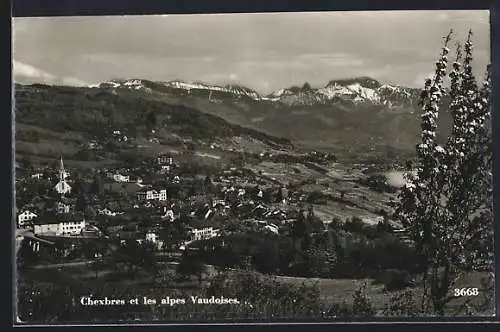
56,201,72,214
157,155,174,165
31,173,43,180
113,173,130,183
190,227,220,241
98,208,123,217
161,208,175,221
145,232,157,243
139,189,167,201
34,219,86,236
264,224,279,235
18,210,38,227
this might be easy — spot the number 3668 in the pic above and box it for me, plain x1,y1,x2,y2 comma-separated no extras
453,288,479,297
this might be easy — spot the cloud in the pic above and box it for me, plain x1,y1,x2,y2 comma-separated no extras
199,72,239,83
237,53,363,72
12,11,489,92
13,60,55,81
13,60,88,86
298,53,364,67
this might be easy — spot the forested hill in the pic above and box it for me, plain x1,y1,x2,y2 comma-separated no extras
14,84,292,161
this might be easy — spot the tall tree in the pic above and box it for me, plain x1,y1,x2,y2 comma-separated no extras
395,30,492,315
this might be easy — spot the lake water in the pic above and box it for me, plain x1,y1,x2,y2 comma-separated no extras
382,170,417,188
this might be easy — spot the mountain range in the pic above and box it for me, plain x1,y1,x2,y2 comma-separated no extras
89,76,446,157
15,76,452,165
92,76,422,109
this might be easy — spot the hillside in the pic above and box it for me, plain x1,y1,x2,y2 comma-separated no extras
89,77,453,161
14,76,455,165
14,84,292,164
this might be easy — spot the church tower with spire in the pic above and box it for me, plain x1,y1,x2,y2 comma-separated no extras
54,156,72,195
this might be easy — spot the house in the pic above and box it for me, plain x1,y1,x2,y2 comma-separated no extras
160,165,171,173
189,227,220,241
113,173,130,183
98,208,123,217
145,231,157,243
145,231,163,250
56,201,73,214
137,189,167,201
137,191,147,201
157,154,174,166
18,210,38,227
212,199,226,208
33,214,86,236
264,209,288,222
81,225,103,238
31,173,44,180
87,141,98,149
147,189,167,201
249,204,268,218
264,224,279,235
161,207,175,221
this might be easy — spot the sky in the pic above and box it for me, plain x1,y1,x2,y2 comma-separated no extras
12,10,490,94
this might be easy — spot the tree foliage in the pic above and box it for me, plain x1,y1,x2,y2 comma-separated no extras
395,30,492,315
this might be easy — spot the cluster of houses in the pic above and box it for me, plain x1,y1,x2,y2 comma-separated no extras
16,150,315,258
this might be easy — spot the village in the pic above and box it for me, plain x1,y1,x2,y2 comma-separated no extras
16,144,376,262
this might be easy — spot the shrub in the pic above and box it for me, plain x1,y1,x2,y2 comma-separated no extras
374,269,414,291
350,283,376,316
383,290,421,317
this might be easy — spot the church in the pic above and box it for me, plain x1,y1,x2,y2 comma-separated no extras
54,157,72,195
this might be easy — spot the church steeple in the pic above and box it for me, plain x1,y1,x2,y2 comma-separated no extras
59,156,65,183
55,156,72,196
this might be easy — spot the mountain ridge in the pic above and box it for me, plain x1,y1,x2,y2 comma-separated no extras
87,76,422,109
13,77,454,165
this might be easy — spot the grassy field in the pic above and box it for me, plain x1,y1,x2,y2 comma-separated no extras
245,160,395,224
15,153,119,169
275,271,493,316
19,260,494,318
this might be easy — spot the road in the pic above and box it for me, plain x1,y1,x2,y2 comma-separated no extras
29,260,95,269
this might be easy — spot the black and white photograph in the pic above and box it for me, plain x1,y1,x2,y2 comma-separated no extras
12,10,494,323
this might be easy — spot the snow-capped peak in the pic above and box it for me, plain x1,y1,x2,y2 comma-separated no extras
91,79,149,91
265,77,420,107
89,76,419,108
268,88,289,98
379,83,397,91
162,80,261,100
